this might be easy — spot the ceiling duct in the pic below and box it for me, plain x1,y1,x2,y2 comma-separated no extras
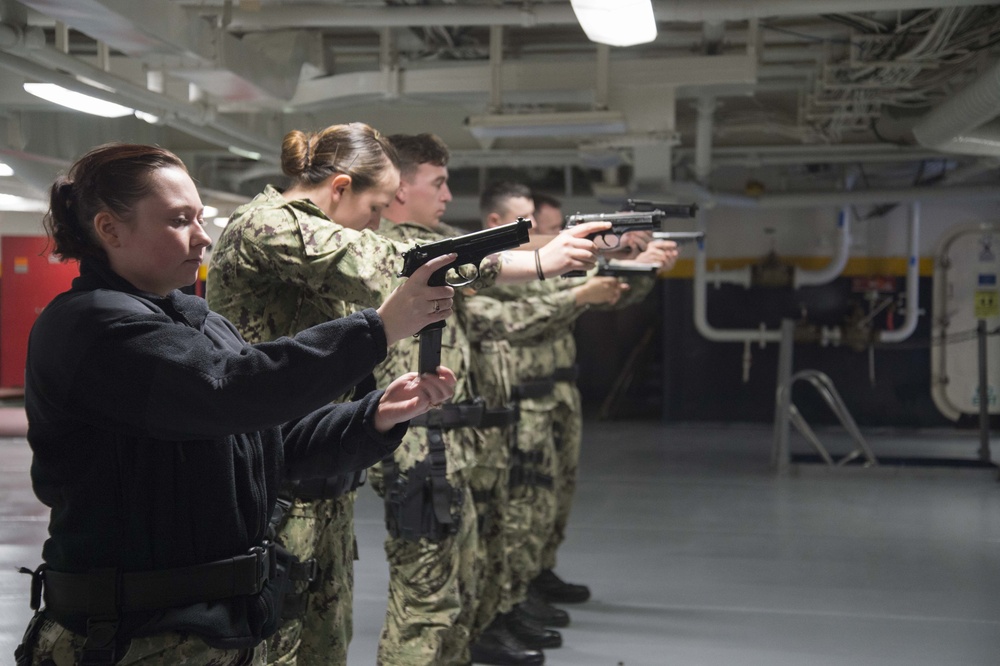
912,57,1000,157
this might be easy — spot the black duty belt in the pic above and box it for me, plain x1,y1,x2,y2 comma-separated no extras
36,543,276,616
510,378,555,401
410,401,485,429
479,404,520,428
552,365,579,383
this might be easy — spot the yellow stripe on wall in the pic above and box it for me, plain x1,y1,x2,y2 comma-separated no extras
662,256,935,279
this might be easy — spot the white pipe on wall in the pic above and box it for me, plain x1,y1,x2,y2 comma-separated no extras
694,94,716,184
878,202,921,343
793,207,850,288
693,207,783,344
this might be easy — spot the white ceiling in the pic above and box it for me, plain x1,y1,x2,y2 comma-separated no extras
0,0,999,218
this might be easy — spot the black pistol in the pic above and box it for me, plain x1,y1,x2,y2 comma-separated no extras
624,199,699,218
398,217,532,374
562,200,699,277
596,257,662,277
652,231,705,244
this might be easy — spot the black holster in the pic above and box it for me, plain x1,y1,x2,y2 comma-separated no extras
383,428,462,543
13,571,45,666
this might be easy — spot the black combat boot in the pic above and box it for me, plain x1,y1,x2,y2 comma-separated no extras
531,568,591,604
506,608,562,649
515,587,570,628
470,614,545,666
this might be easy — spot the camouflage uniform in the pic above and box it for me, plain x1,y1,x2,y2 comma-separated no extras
547,273,655,569
207,186,418,666
372,219,484,666
486,274,656,575
461,283,581,612
26,616,266,665
462,339,515,637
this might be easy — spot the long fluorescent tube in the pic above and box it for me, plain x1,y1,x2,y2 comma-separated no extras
570,0,657,47
466,111,626,140
228,145,262,161
0,163,13,177
0,193,49,212
23,82,135,118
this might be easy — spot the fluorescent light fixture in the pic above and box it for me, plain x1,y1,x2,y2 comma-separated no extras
465,111,626,140
134,110,162,124
203,205,219,218
213,216,230,228
570,0,657,47
228,145,262,161
0,163,13,177
23,82,134,118
0,193,49,212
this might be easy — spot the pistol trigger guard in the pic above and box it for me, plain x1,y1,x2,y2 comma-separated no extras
445,265,477,288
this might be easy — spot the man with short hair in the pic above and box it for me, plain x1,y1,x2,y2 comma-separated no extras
473,187,680,623
531,192,565,235
373,137,608,666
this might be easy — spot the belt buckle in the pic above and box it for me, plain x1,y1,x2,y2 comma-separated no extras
248,542,275,590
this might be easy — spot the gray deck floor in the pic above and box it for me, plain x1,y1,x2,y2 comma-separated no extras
2,417,999,665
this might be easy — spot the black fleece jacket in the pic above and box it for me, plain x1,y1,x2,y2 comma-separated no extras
24,259,406,648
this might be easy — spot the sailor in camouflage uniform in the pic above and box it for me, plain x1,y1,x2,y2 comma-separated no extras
468,183,634,649
461,279,625,664
208,123,459,666
526,194,679,606
375,135,609,666
373,211,482,666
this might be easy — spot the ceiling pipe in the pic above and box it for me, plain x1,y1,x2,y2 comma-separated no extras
674,180,1000,209
736,184,1000,208
220,0,985,31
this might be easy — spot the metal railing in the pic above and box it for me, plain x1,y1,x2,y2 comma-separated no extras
778,370,878,468
772,319,878,471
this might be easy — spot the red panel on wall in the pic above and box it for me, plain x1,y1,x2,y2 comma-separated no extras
1,236,79,388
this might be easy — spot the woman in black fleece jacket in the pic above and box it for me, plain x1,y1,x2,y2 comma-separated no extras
15,143,457,666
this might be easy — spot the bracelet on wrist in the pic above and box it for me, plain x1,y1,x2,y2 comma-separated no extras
534,248,546,280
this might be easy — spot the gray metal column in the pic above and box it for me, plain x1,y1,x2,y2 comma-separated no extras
977,319,991,463
772,318,795,474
